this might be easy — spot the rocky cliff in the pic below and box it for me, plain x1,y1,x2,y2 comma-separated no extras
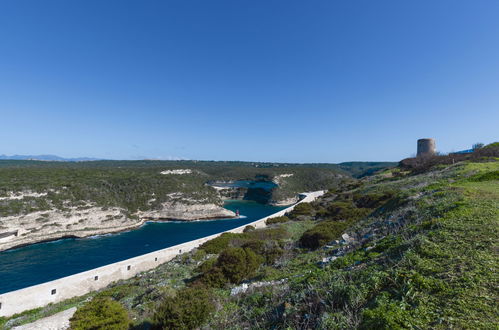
0,201,235,252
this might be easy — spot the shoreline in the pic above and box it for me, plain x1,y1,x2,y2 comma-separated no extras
0,213,241,253
0,199,293,253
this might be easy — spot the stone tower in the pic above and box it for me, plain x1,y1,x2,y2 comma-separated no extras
417,138,436,157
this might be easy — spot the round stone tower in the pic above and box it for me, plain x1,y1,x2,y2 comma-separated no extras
417,138,436,157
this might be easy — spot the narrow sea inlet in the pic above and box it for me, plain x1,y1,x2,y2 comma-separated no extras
0,201,286,294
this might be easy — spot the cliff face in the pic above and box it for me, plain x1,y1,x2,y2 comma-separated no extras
210,181,278,204
0,205,133,252
213,186,247,200
0,201,235,252
137,202,235,221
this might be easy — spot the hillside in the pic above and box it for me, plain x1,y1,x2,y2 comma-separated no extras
0,160,382,251
3,146,497,329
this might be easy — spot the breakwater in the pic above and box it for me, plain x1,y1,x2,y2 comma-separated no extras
0,191,325,317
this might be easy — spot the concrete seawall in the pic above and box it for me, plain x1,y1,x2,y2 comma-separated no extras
0,191,325,317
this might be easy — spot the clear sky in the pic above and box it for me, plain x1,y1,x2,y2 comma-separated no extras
1,1,498,162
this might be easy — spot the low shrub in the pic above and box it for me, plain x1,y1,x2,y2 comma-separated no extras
289,202,313,217
300,220,351,249
201,247,264,287
353,191,394,209
266,215,290,225
468,170,499,182
327,201,371,222
242,239,284,264
199,227,288,255
216,247,263,283
199,233,237,254
243,225,255,232
360,294,412,329
196,257,217,274
152,286,214,330
244,227,289,241
69,297,130,330
191,248,207,261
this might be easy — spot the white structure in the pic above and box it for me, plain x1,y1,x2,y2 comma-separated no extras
0,191,325,317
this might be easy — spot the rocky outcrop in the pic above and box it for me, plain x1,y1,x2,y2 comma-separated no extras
0,202,235,252
137,202,235,221
270,196,300,206
212,186,247,200
0,206,136,252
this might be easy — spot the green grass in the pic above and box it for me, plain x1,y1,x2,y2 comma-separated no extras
205,160,499,329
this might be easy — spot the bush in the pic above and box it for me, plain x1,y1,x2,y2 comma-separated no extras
241,239,265,255
217,247,263,283
201,247,264,286
266,215,290,225
242,239,284,264
69,297,130,330
152,286,214,330
196,257,217,273
290,202,313,217
244,227,289,241
199,227,288,255
353,191,394,209
243,225,255,233
469,170,499,182
199,233,237,254
327,201,371,221
300,220,351,249
360,294,412,329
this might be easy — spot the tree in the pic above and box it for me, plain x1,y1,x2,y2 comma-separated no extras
70,297,130,330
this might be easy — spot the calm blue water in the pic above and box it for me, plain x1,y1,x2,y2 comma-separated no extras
0,201,285,294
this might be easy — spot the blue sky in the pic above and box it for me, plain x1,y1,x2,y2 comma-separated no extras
1,0,498,162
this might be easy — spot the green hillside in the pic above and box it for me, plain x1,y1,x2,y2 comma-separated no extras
0,160,394,217
3,146,496,329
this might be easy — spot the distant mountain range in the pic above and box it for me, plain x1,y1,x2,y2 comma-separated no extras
0,154,102,162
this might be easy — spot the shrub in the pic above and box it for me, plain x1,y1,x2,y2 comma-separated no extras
327,201,371,221
201,247,264,286
152,286,214,330
266,215,290,225
191,248,207,261
241,239,265,255
199,267,227,288
360,294,412,329
69,297,130,330
244,227,289,241
469,170,499,182
290,202,313,217
300,220,351,249
243,225,255,233
199,233,237,254
242,239,284,264
353,191,394,209
216,247,263,283
196,257,217,273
